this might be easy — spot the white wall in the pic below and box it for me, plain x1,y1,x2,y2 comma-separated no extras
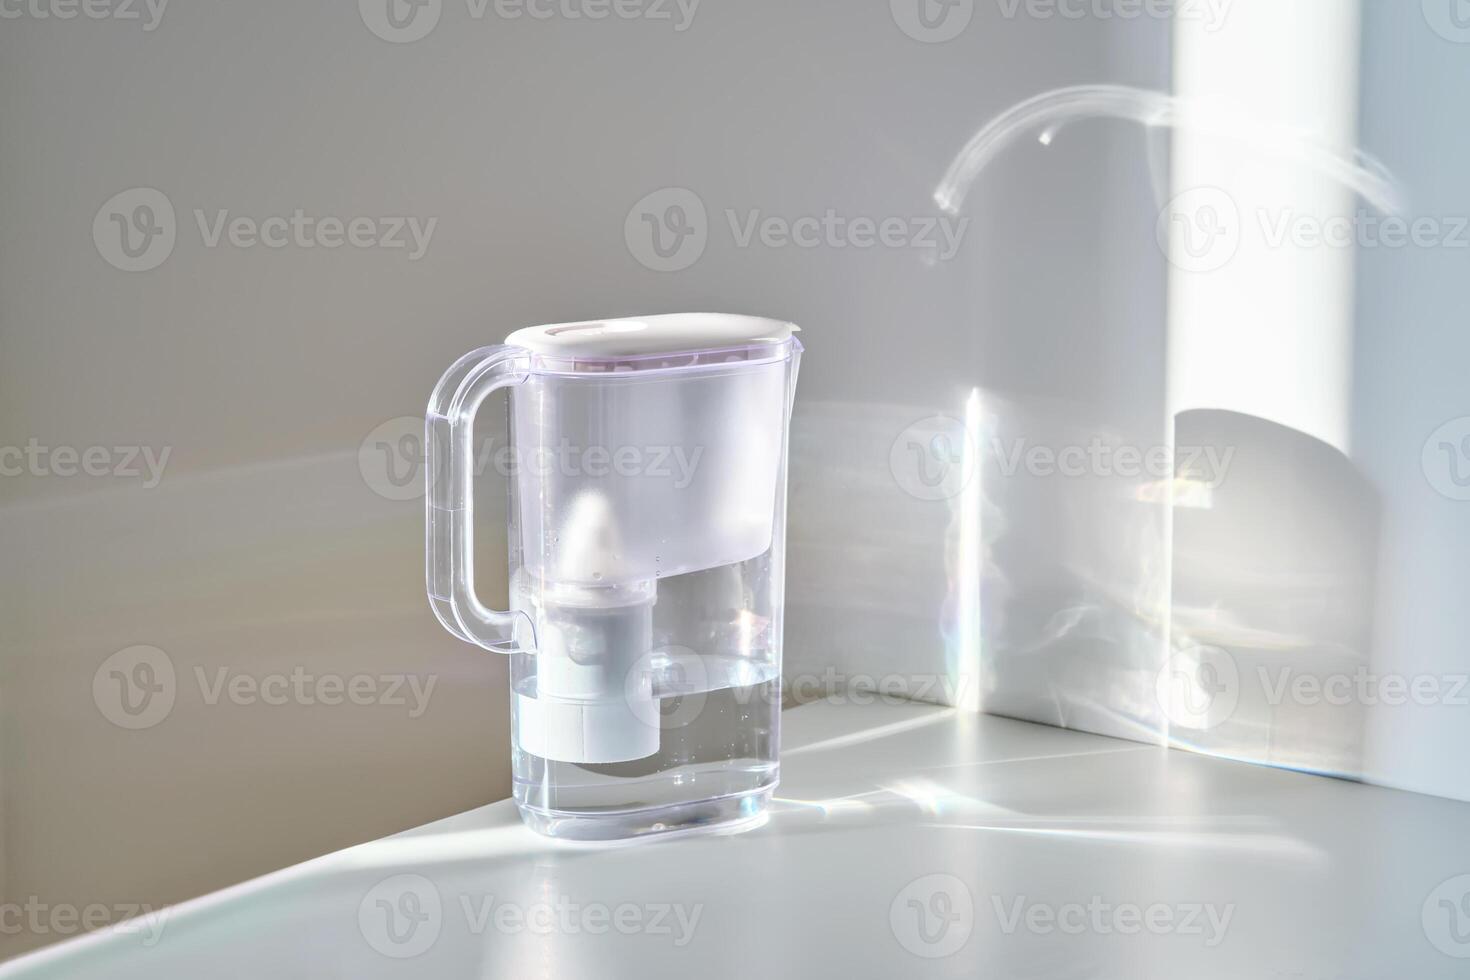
1353,0,1470,802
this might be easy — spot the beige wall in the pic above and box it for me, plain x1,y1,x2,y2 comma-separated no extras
0,452,511,960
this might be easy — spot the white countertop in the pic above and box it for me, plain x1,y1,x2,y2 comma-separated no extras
7,701,1469,978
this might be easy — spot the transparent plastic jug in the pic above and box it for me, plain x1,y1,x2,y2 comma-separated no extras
427,314,803,840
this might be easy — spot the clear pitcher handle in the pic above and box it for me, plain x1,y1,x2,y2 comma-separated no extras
425,345,535,654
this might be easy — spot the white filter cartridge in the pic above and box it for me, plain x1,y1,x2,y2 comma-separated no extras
516,692,659,765
515,491,662,765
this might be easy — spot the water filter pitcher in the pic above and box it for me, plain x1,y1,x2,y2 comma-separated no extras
427,314,803,840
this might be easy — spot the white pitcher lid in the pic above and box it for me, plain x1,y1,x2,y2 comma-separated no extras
506,313,799,359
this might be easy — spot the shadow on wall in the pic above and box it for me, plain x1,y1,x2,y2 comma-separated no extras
785,393,1384,790
1167,409,1379,781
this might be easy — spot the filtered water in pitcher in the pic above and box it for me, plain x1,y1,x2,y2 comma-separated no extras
427,314,802,840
